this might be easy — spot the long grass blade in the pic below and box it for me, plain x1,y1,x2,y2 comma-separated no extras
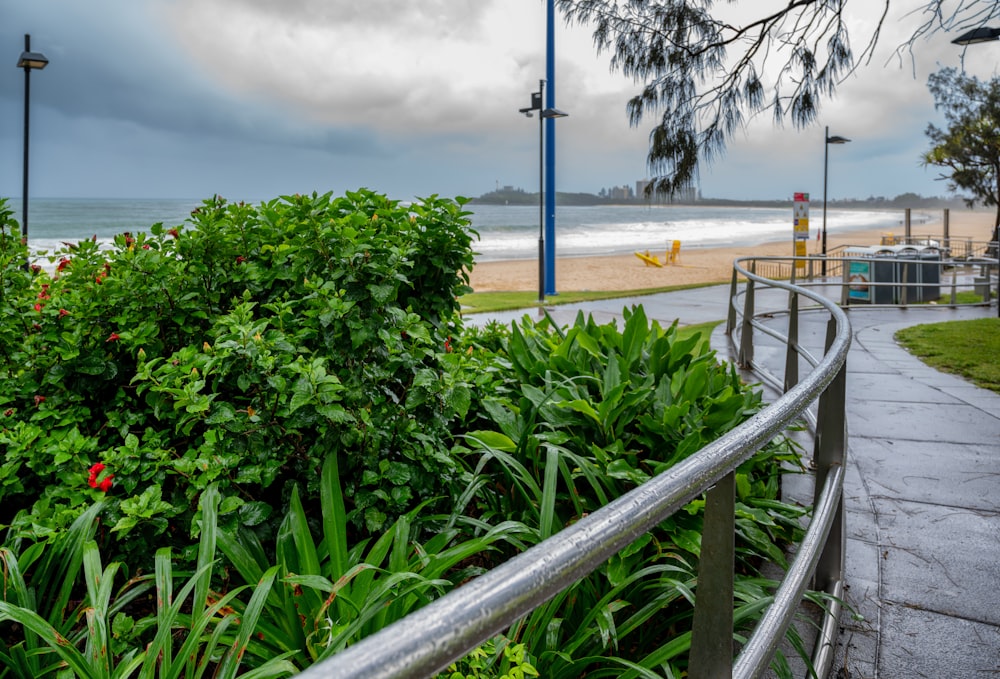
321,452,349,583
0,601,100,679
214,566,280,679
193,484,220,622
82,540,118,679
539,445,560,540
0,547,43,676
150,547,174,677
139,558,216,678
35,501,102,628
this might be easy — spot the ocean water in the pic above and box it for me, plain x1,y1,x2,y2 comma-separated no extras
2,197,922,263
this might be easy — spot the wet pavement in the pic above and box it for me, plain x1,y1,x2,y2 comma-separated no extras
465,285,1000,677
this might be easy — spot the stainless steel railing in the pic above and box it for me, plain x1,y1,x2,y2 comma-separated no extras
297,260,854,679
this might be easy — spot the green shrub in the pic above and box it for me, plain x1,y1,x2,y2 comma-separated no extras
451,307,807,677
0,191,478,557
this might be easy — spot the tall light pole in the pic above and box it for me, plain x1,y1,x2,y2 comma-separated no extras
951,25,1000,318
821,126,850,276
17,34,49,252
544,0,558,296
521,82,568,303
521,82,545,302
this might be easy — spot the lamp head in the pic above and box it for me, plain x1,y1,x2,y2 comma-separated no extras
541,108,569,119
17,51,48,70
826,134,850,145
952,26,1000,45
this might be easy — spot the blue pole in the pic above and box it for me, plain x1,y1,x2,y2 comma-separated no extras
544,0,557,295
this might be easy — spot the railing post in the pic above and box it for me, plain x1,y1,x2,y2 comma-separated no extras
813,317,846,592
901,261,909,306
738,277,755,368
839,258,849,307
783,292,799,393
689,471,735,679
727,267,740,335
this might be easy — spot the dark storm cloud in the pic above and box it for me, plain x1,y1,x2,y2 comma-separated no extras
198,0,490,35
0,1,384,156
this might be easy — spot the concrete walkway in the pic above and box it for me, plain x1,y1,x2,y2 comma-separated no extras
465,286,1000,677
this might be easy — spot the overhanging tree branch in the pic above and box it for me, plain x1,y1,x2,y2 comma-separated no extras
557,0,996,198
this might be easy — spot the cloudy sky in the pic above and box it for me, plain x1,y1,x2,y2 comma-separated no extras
1,0,997,203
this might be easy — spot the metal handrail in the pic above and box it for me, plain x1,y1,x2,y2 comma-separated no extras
726,257,850,679
298,259,853,679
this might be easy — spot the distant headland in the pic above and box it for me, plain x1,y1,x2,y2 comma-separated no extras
469,187,971,210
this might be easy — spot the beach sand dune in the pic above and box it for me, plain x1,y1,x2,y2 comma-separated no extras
468,211,995,293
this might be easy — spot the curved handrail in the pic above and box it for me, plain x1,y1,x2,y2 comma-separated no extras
297,258,853,679
726,256,851,679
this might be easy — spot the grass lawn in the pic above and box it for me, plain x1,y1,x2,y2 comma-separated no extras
895,317,1000,394
459,282,719,315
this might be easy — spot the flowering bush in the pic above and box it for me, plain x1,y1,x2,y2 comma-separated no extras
0,191,478,557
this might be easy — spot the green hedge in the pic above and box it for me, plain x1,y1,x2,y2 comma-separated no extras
0,191,477,558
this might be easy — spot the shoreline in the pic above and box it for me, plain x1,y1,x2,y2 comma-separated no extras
467,211,995,293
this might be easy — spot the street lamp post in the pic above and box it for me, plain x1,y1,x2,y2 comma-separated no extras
17,34,49,254
520,82,545,302
821,126,850,276
520,83,568,303
951,25,1000,317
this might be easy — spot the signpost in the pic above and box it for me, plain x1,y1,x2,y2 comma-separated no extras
793,192,809,271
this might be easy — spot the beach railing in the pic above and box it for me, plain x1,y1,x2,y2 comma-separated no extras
295,260,856,679
742,253,997,317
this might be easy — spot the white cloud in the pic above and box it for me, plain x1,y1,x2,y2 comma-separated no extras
161,0,556,135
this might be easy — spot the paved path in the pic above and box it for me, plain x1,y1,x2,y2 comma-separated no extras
465,287,1000,677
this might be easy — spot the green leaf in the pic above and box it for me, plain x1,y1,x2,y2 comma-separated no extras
465,430,517,453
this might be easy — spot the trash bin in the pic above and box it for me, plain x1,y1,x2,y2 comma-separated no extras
884,245,941,303
844,246,896,304
842,245,942,304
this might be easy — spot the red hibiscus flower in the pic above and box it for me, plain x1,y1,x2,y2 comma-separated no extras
167,228,180,239
87,463,114,492
33,303,42,312
56,258,71,272
106,332,121,342
33,395,45,406
59,308,69,317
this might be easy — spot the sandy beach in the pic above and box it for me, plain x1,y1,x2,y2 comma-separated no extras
468,210,996,293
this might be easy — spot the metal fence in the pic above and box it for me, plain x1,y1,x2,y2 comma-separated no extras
295,256,856,679
750,242,998,310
